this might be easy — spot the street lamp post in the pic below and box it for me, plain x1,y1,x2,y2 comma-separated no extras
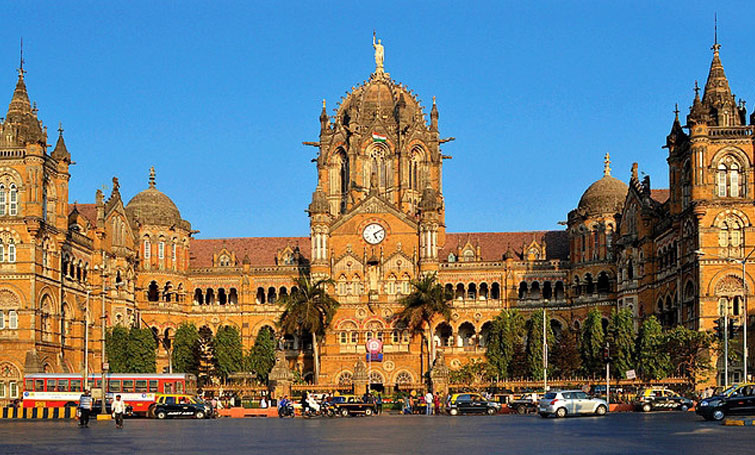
543,300,549,392
83,287,90,386
696,248,754,383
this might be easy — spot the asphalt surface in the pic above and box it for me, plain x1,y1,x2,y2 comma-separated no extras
0,411,750,455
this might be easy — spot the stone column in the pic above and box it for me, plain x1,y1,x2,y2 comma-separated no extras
430,349,450,397
268,350,294,399
352,360,368,396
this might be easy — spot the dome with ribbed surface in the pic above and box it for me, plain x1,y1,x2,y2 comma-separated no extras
125,167,187,228
578,175,628,215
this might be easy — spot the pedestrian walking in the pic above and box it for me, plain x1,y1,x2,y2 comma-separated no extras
433,393,441,415
376,393,383,415
111,394,126,429
425,391,434,415
78,389,93,428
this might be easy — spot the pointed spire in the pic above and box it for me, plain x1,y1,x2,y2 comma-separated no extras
603,153,611,177
319,99,329,132
430,96,439,132
700,20,739,126
51,122,71,162
18,37,25,80
148,166,156,188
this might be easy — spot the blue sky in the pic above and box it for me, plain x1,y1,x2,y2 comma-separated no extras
1,1,751,238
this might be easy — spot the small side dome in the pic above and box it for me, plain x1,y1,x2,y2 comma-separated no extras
125,167,187,229
577,154,628,216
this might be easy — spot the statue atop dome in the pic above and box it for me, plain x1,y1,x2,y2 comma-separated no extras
372,30,384,74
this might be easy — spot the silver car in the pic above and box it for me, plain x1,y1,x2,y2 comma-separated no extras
538,390,608,418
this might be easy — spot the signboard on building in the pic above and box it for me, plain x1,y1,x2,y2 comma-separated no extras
366,353,383,362
626,369,637,380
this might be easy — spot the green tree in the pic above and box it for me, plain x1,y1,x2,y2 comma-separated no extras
213,325,243,383
580,308,606,377
550,328,582,378
665,325,716,387
397,272,453,378
508,340,528,379
105,326,130,373
448,359,495,391
606,308,635,379
485,309,525,380
245,326,277,383
197,325,215,386
172,322,200,377
126,327,157,373
526,310,555,380
277,274,339,384
635,316,670,380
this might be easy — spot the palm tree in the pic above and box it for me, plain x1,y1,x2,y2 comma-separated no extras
397,272,453,379
277,274,339,385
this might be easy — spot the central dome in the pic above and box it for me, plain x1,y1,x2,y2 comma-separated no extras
578,175,628,215
125,168,187,228
336,73,424,127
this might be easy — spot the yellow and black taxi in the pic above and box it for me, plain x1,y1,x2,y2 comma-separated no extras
149,394,211,419
326,394,377,417
697,383,755,421
445,393,501,416
633,387,693,412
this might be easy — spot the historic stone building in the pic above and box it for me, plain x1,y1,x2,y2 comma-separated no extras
0,38,752,401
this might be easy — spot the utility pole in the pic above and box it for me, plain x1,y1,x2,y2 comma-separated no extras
83,288,90,386
542,304,548,391
743,259,749,382
724,311,729,388
605,342,610,405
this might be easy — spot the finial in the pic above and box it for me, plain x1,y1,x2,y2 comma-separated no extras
603,153,611,177
712,13,720,52
372,30,385,74
432,96,436,105
673,103,680,120
17,37,25,78
694,80,700,97
148,166,156,188
322,99,326,109
58,122,64,136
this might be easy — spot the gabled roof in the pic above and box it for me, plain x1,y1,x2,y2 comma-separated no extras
440,231,569,262
650,189,670,204
190,237,310,268
69,204,97,225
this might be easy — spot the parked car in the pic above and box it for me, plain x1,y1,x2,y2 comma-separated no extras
696,383,755,421
328,395,377,417
509,392,540,414
151,395,211,419
538,390,608,418
445,393,501,416
634,387,693,412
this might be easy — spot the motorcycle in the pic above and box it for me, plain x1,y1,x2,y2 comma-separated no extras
301,399,323,418
278,403,295,418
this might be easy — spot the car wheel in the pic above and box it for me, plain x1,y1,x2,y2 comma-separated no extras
680,404,689,412
156,410,167,420
147,405,156,419
449,408,459,416
555,407,567,418
195,411,205,419
539,412,549,418
364,408,373,416
595,405,607,416
516,405,528,415
340,408,350,417
712,409,725,421
641,403,652,413
486,407,496,416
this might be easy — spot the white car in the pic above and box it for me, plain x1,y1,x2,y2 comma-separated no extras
538,390,608,418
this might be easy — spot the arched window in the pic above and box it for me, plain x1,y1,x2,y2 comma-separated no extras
717,157,745,198
0,241,4,263
218,288,227,305
7,241,15,263
718,216,744,257
229,288,238,305
9,184,17,216
144,239,151,259
256,287,265,304
0,184,5,215
409,148,423,190
194,288,204,305
9,310,18,329
147,281,159,302
158,241,165,260
491,282,501,300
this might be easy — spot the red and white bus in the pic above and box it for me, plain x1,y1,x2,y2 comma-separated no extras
23,373,197,415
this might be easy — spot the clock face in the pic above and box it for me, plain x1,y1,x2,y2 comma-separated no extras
362,223,386,245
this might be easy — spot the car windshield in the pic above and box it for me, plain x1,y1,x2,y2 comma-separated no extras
543,392,557,400
721,385,739,397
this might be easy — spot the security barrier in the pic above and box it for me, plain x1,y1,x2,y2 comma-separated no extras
0,407,77,419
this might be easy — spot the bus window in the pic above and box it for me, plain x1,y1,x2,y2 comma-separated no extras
135,380,148,393
164,382,174,394
176,381,184,394
25,379,33,391
70,380,82,392
95,379,102,389
109,380,122,393
57,380,69,392
149,380,158,393
122,380,134,392
35,379,45,392
47,380,57,391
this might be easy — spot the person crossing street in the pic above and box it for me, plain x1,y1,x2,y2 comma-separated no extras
78,390,93,428
111,394,126,429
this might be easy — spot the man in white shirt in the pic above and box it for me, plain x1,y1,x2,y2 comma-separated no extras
425,391,434,415
111,394,126,429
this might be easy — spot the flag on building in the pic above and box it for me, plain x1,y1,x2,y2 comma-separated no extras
371,132,387,143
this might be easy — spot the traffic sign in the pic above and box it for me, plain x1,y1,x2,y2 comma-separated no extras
366,338,383,354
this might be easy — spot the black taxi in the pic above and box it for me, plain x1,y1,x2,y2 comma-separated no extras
445,393,501,416
633,387,693,412
152,394,210,419
697,383,755,421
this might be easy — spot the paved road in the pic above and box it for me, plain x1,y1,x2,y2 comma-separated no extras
0,411,750,455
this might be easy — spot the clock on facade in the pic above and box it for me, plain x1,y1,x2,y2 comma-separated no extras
362,223,386,245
